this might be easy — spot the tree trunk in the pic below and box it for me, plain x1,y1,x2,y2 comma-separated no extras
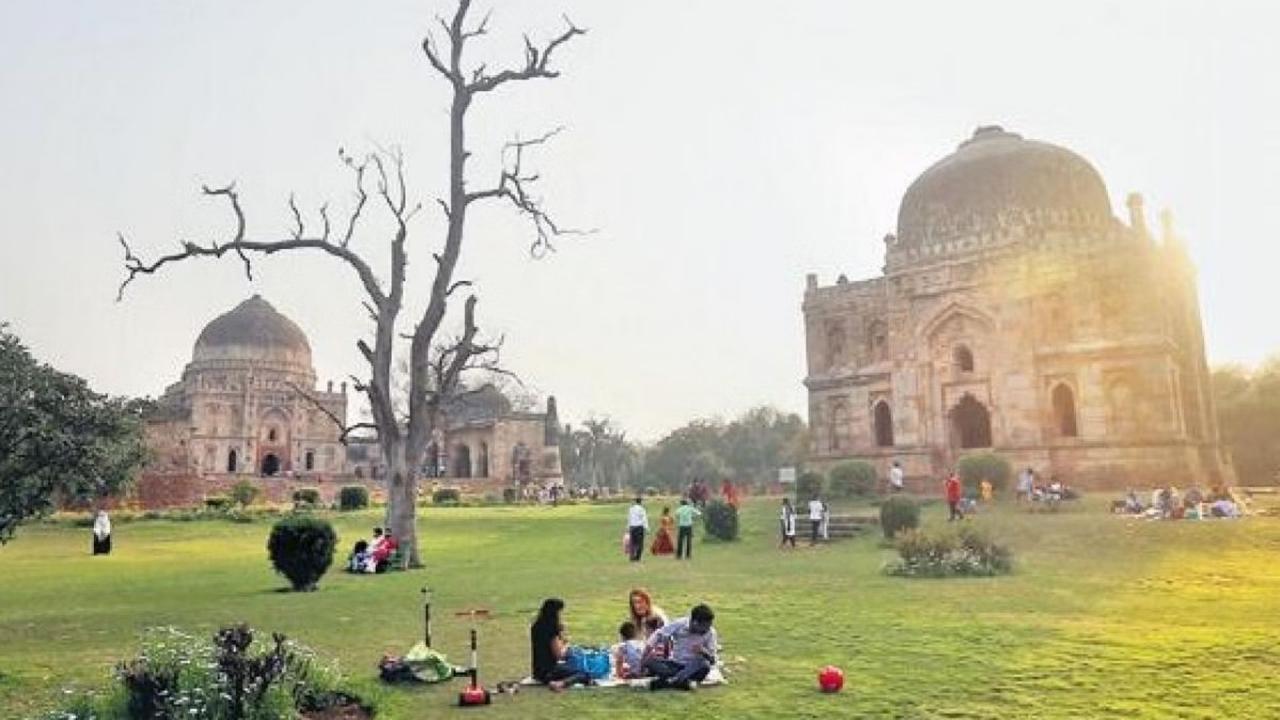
382,440,422,568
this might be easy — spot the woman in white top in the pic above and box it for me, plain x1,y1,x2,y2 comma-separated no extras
779,499,797,548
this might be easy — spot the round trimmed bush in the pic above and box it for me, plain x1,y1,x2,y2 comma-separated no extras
267,516,337,591
432,487,461,505
795,471,825,503
957,452,1012,495
292,488,321,508
879,495,920,540
703,499,739,541
502,487,518,504
229,480,260,509
338,485,369,511
829,461,878,498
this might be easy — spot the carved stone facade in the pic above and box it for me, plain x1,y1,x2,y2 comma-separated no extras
803,126,1233,490
144,296,349,481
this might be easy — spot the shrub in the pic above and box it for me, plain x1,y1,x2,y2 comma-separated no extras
644,486,659,497
229,479,260,509
703,499,739,541
502,487,518,503
829,461,878,498
879,496,920,539
52,625,361,720
204,496,232,512
338,485,369,511
886,525,1013,578
433,487,461,505
795,471,825,503
267,516,337,591
956,452,1012,495
292,487,322,508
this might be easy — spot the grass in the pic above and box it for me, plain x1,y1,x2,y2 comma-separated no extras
3,497,1280,719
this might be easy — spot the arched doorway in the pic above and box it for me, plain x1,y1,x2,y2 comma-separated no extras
453,444,472,478
951,394,992,449
304,450,315,471
478,442,490,478
1052,383,1079,437
227,449,238,473
873,401,895,447
261,453,281,477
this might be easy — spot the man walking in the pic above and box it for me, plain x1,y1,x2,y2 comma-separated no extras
675,498,701,560
808,495,826,545
627,496,649,562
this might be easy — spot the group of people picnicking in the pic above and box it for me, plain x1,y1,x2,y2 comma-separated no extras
346,526,400,573
626,497,703,561
1115,484,1244,520
530,588,720,692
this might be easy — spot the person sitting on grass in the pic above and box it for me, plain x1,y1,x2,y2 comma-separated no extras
612,621,647,679
347,528,380,572
363,529,398,573
642,603,719,691
628,588,668,640
530,598,592,691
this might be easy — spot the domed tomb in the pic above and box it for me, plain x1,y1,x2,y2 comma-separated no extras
895,125,1113,247
192,295,313,367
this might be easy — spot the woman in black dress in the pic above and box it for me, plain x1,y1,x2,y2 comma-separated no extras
530,598,591,691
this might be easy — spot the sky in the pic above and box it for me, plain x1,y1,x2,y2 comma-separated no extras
2,1,1278,441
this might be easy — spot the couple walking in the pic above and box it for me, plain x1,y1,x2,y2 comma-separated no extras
626,497,701,561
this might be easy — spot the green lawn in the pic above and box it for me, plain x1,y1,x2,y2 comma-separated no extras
2,498,1279,719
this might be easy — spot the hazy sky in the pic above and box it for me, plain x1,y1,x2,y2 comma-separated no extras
2,1,1278,441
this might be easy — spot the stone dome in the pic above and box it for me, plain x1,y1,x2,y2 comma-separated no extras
895,126,1113,247
192,295,313,367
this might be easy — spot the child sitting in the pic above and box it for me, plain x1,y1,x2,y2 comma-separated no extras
612,621,646,679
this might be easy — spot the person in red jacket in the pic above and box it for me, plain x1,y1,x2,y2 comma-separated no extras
944,472,964,521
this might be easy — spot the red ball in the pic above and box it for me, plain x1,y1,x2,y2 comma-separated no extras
818,665,844,693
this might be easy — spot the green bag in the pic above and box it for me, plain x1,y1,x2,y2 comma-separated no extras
395,642,455,683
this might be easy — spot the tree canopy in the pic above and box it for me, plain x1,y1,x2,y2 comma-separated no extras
1213,359,1280,485
0,325,148,543
640,406,807,491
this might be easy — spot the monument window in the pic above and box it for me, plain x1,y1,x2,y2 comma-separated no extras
954,345,975,373
226,449,238,473
268,428,278,442
868,321,889,363
951,394,993,449
1052,384,1079,438
873,401,895,447
304,450,315,471
454,444,472,478
828,399,851,452
825,321,847,369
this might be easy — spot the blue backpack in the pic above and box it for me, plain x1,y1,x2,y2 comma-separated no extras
565,646,612,680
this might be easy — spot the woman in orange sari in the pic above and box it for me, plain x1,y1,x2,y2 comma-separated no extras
650,507,675,556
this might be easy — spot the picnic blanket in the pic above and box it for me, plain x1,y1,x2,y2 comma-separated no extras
517,665,728,689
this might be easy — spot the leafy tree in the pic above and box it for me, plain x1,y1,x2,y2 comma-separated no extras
1213,360,1280,485
563,417,640,491
640,407,807,491
0,325,148,544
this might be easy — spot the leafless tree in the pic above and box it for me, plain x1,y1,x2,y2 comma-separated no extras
116,0,585,567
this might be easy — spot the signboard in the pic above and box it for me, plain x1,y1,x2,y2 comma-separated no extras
778,467,797,484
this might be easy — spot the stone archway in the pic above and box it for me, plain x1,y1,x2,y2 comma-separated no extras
951,394,992,449
261,453,281,477
453,444,472,479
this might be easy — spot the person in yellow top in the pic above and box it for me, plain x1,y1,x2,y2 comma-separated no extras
980,479,994,502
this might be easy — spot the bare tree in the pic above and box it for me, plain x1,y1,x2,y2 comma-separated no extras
116,0,585,567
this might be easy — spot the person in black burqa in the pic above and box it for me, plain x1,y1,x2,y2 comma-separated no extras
530,598,591,691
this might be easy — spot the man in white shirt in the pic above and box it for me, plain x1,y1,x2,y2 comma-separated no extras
808,497,825,545
889,461,905,493
627,497,649,562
